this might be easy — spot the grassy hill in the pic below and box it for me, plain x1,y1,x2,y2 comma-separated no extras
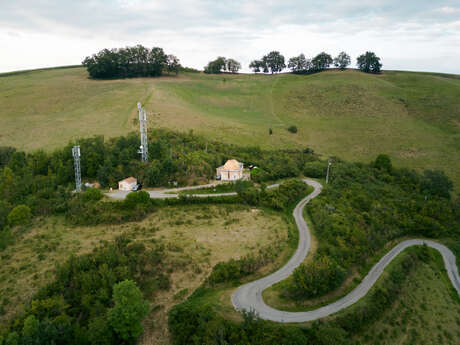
1,67,459,187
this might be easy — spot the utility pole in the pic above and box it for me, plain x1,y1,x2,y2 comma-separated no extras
72,145,81,192
137,102,148,162
326,158,332,184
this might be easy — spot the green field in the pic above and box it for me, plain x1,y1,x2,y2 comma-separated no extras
1,67,459,189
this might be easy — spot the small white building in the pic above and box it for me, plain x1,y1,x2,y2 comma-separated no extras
216,159,243,181
119,177,137,191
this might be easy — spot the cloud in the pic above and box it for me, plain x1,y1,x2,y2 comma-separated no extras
0,0,459,73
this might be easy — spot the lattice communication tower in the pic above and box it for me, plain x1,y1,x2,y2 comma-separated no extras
72,145,82,192
137,102,148,162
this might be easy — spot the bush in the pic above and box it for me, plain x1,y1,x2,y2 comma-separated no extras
304,161,327,178
108,280,150,341
288,255,346,298
7,205,31,227
124,191,151,210
374,154,392,173
287,125,298,133
81,188,104,202
422,170,453,199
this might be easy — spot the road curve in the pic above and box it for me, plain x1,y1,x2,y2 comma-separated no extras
106,179,460,322
231,179,460,323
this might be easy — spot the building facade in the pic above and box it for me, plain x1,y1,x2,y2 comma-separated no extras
118,177,137,191
216,159,243,181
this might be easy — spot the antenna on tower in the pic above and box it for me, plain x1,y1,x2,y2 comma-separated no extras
72,145,82,192
137,102,148,162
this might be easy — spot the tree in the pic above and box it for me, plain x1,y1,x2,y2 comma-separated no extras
7,205,31,227
262,51,286,74
311,52,333,71
288,54,311,73
374,154,392,173
82,45,171,79
249,60,264,73
108,280,149,341
333,51,351,70
226,58,241,73
166,54,181,75
356,51,382,73
204,57,227,74
422,170,453,199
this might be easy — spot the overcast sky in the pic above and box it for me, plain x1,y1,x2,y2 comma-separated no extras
1,0,460,74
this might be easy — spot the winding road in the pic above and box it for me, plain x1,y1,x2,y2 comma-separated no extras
107,179,460,323
232,179,460,322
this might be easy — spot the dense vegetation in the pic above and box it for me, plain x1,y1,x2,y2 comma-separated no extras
283,155,459,299
82,45,180,79
0,129,318,249
0,235,166,344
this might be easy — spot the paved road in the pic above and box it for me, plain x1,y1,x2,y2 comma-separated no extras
106,179,460,323
106,182,279,200
231,179,460,323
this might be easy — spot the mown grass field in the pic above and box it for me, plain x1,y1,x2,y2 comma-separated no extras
0,204,289,345
1,67,459,188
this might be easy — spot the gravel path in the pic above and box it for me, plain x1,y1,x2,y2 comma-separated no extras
231,179,460,323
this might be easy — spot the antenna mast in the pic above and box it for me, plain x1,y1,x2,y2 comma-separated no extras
137,102,148,162
72,145,82,192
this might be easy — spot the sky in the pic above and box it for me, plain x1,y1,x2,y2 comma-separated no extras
1,0,460,74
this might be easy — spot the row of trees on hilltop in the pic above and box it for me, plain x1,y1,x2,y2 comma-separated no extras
204,56,242,74
249,51,382,74
82,45,181,79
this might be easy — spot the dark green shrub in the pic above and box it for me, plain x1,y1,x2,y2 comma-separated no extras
304,161,327,178
288,255,346,298
288,125,298,133
422,170,453,199
124,191,151,209
81,187,104,202
374,154,392,172
7,205,32,226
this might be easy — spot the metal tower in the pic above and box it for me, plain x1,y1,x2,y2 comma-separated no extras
137,102,148,162
72,145,82,192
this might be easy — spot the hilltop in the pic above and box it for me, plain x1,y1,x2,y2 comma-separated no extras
0,67,459,187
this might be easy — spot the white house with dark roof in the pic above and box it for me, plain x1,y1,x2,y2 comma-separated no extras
216,159,243,181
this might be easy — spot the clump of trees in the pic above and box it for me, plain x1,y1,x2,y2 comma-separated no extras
356,51,382,73
286,52,335,74
82,45,181,79
250,51,286,74
204,57,241,74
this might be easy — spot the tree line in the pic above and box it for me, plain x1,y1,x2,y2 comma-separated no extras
249,50,381,74
82,45,181,79
202,50,382,75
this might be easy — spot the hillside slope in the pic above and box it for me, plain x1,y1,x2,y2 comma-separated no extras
0,67,459,187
